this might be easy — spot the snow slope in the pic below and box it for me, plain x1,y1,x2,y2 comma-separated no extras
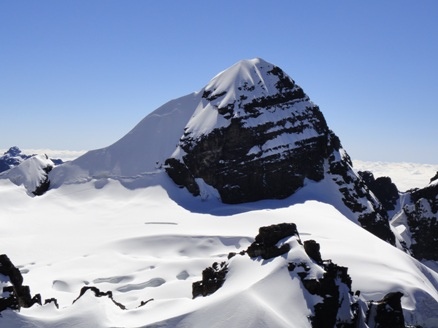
61,92,200,179
1,173,438,327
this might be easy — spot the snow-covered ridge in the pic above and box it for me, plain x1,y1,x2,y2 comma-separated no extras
0,154,53,195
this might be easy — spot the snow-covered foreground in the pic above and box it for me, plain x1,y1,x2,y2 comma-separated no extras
1,173,437,327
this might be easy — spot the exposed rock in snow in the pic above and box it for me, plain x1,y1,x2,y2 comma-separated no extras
166,58,331,204
358,171,399,212
401,181,438,261
366,292,405,328
0,254,41,312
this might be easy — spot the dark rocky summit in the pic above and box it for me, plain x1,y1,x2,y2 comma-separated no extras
165,61,333,204
165,58,395,245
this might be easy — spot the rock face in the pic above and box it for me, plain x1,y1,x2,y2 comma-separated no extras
366,292,405,328
246,223,299,259
165,58,395,245
0,254,41,312
358,171,399,212
402,181,438,260
165,58,334,204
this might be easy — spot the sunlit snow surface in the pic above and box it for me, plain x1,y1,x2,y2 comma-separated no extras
1,172,438,327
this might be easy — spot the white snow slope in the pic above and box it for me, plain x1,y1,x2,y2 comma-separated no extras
1,174,438,327
1,58,438,327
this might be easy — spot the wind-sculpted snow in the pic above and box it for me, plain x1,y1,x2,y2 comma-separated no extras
0,179,438,327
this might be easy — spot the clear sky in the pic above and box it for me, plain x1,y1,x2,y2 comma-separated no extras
1,1,437,163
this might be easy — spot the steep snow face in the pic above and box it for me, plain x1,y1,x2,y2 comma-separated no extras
0,154,53,195
51,93,201,182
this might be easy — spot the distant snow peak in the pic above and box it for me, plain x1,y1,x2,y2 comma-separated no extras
0,146,33,173
4,146,22,157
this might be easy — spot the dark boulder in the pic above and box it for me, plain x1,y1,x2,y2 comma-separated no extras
246,223,299,260
303,240,323,264
0,254,41,312
192,262,228,298
366,292,405,328
358,171,399,212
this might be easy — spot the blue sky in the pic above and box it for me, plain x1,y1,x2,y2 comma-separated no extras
1,1,437,163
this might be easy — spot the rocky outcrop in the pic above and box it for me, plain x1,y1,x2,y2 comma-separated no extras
32,164,53,196
246,223,299,259
403,181,438,260
359,171,399,212
291,259,358,328
192,223,405,327
328,154,396,245
0,254,41,312
192,262,228,298
72,286,127,310
366,292,405,328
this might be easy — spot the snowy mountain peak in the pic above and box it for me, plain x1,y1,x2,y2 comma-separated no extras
199,57,307,122
203,58,299,107
0,146,32,173
4,146,22,157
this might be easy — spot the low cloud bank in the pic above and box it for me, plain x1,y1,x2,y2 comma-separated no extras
353,160,438,192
